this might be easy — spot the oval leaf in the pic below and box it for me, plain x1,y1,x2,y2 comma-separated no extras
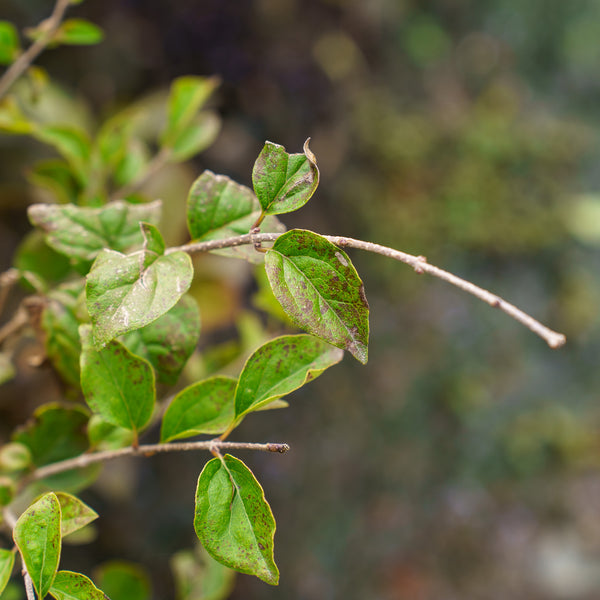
86,247,193,346
50,570,107,600
0,548,15,596
161,376,236,442
194,455,279,585
235,334,343,420
121,294,200,385
0,21,21,65
28,200,162,262
168,112,220,162
80,325,155,432
54,19,104,45
13,492,62,599
55,493,98,538
93,561,151,600
265,229,370,363
252,139,319,216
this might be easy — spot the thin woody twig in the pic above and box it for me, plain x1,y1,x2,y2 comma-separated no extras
0,0,72,100
0,268,19,317
168,232,566,349
23,439,290,485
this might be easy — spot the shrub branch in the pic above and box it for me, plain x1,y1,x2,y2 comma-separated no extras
169,232,566,349
22,440,290,486
0,0,72,100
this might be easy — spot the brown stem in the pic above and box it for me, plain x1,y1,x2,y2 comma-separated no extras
22,439,290,486
168,232,566,349
0,0,72,100
0,268,19,317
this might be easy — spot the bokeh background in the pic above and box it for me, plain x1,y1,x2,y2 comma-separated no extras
2,1,600,599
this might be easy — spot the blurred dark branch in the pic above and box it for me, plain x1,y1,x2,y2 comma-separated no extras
0,0,72,100
170,232,566,349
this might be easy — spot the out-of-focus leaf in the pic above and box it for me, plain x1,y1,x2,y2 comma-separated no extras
114,138,150,188
54,19,104,46
265,229,370,363
31,125,91,183
0,96,34,134
194,455,279,585
0,548,15,596
168,111,221,162
0,442,32,472
171,545,235,600
161,376,236,442
28,199,162,262
0,21,21,65
162,76,220,147
55,493,98,538
0,352,15,385
0,476,15,506
252,139,319,216
94,561,151,600
234,334,343,420
13,493,61,599
86,237,192,346
121,294,200,385
87,415,135,451
27,159,80,204
80,325,155,433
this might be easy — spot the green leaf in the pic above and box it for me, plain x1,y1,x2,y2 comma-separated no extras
55,493,98,538
0,442,32,472
168,112,221,162
50,570,107,600
0,477,15,506
161,376,236,442
13,404,89,467
87,415,135,451
28,199,162,262
80,325,155,433
13,492,62,599
31,125,91,183
162,76,219,147
43,283,85,387
93,561,150,600
54,19,104,45
0,21,21,65
265,229,370,363
121,294,200,385
0,96,35,134
235,334,343,420
86,246,193,346
186,170,284,262
170,545,235,600
27,159,80,204
252,139,319,216
194,455,279,585
113,138,150,188
0,548,15,596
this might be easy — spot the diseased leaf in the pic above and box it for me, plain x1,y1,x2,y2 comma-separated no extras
121,294,200,385
28,199,162,262
168,111,220,162
194,455,279,585
80,325,155,433
265,229,370,363
13,492,62,599
186,170,284,262
54,19,104,45
170,545,235,600
252,139,319,216
55,493,98,538
162,76,219,147
235,334,343,420
161,376,236,442
0,548,15,596
94,561,151,600
0,21,21,65
85,246,193,346
50,570,107,600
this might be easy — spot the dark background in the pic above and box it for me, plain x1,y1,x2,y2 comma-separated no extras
2,1,600,599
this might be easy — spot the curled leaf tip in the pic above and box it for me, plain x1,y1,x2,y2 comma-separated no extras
303,137,317,165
